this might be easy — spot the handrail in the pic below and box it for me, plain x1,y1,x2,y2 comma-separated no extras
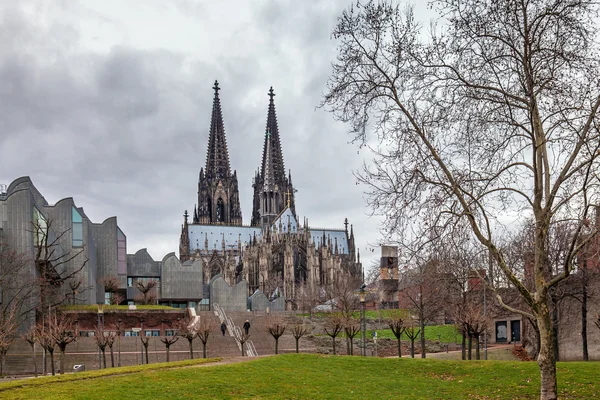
213,303,257,357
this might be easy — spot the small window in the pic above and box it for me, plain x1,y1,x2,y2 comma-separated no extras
127,277,133,287
33,208,47,246
145,330,160,337
124,331,139,337
79,331,95,337
165,330,178,337
72,207,83,247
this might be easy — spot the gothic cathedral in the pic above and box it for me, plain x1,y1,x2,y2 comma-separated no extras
179,81,361,309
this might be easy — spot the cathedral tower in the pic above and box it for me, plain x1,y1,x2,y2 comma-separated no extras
194,81,242,226
251,87,296,227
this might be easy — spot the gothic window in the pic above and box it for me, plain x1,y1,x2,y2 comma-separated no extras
216,198,225,222
294,247,308,284
210,260,221,278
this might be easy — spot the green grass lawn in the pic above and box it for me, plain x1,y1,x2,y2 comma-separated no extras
372,324,462,343
0,354,597,399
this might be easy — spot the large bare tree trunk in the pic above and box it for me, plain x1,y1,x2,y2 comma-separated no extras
461,328,466,360
474,336,480,361
110,347,115,367
31,344,37,377
1,350,6,376
188,340,194,359
396,338,401,358
419,322,426,358
59,349,65,375
467,335,472,361
42,349,47,375
49,350,55,376
537,308,557,400
581,274,589,361
295,338,300,354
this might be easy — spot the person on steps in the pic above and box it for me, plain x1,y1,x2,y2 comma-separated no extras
243,319,251,335
221,322,227,336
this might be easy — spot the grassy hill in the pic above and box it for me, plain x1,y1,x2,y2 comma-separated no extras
0,354,597,399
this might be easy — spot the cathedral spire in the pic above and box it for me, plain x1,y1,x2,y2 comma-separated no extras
263,128,275,191
260,87,286,183
179,210,190,262
205,80,231,180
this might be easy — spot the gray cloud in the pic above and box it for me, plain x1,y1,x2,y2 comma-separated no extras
0,0,430,271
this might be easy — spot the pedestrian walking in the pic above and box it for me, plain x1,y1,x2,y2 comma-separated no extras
243,319,251,335
221,322,227,336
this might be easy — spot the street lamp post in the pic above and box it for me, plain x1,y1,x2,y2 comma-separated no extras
359,283,366,357
140,318,144,365
117,319,122,367
97,304,104,369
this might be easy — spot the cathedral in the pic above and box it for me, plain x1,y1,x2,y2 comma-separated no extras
178,81,362,309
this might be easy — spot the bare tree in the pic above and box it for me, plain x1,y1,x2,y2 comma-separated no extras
104,333,116,368
50,313,76,374
135,280,158,305
0,243,38,369
100,276,123,305
67,277,83,305
22,326,37,377
265,315,287,355
32,218,89,313
160,330,179,363
177,315,200,359
140,336,150,364
397,254,445,359
455,302,488,361
324,313,344,355
323,1,600,397
343,315,360,356
94,328,108,369
197,317,214,359
115,320,124,367
290,319,310,354
403,322,420,359
327,275,362,317
296,282,326,319
0,304,19,375
36,321,56,375
236,332,250,357
381,309,406,358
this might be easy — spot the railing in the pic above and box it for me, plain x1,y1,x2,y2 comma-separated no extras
213,303,257,357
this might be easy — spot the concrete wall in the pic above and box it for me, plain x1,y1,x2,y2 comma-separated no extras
161,254,203,300
209,274,247,311
248,291,285,311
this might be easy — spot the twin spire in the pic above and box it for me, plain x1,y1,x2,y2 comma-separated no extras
260,86,286,185
205,80,231,180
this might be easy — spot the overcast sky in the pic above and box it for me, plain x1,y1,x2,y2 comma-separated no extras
0,0,433,273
